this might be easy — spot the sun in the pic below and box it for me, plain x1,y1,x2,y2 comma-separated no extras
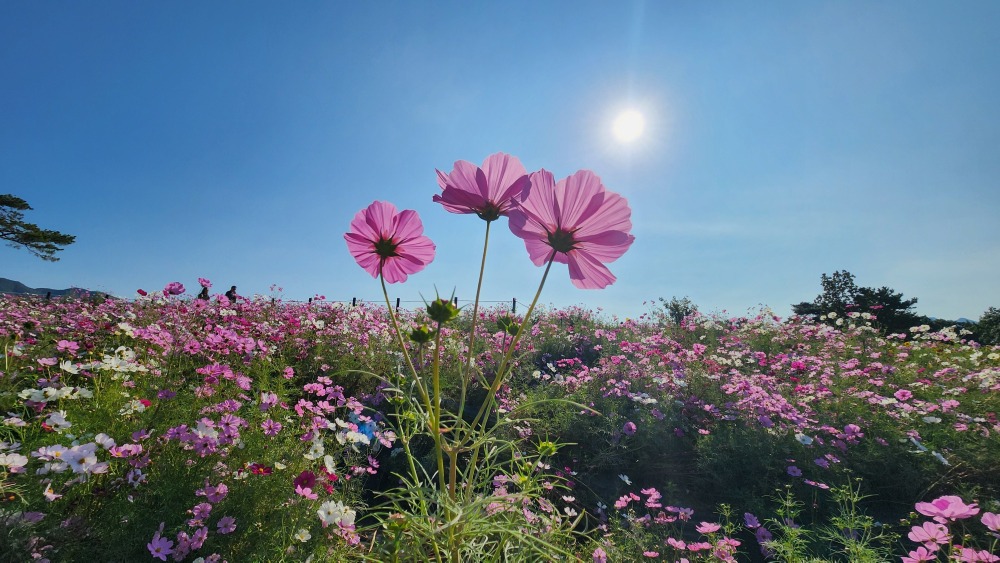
612,110,645,143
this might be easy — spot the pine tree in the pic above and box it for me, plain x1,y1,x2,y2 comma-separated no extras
0,194,76,261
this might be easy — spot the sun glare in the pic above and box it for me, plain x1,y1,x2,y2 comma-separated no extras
612,110,645,143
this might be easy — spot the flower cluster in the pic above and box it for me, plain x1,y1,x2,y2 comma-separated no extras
346,152,635,290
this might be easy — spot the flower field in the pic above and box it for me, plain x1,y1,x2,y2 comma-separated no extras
1,293,998,562
3,153,999,562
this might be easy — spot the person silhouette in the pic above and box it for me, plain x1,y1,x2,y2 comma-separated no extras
198,287,209,300
225,285,237,303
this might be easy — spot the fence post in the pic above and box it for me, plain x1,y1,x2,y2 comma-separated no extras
512,297,517,315
352,297,356,307
453,296,458,306
396,297,401,312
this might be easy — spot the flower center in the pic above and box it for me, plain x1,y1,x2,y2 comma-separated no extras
476,202,502,222
373,237,399,258
547,228,577,253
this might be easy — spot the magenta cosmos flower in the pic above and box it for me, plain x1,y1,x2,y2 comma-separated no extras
915,495,979,523
434,152,530,221
508,169,634,289
344,201,435,283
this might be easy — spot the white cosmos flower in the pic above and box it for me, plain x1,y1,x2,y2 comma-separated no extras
317,500,355,528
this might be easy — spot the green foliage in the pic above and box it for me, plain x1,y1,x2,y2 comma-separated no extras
978,306,1000,345
0,194,76,262
792,270,922,334
656,295,699,325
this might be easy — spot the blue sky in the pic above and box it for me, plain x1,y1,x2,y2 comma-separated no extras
3,1,999,320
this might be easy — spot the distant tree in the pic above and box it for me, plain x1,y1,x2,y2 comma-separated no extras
658,296,698,325
792,270,921,334
0,194,75,261
792,270,859,319
978,307,1000,345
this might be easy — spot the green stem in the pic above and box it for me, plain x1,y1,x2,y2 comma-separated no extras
463,252,556,495
456,220,492,431
432,322,446,494
380,272,434,433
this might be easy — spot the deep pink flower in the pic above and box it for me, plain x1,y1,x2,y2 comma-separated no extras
508,169,634,289
344,201,435,284
895,389,914,402
915,495,980,523
622,421,637,436
164,281,186,295
198,277,212,288
434,152,530,221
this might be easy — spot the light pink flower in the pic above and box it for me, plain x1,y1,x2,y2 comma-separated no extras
147,527,174,561
592,547,608,563
508,169,634,289
907,521,950,549
895,389,913,402
434,152,530,221
696,521,722,534
915,495,979,523
902,546,937,563
956,547,1000,562
198,278,212,288
344,201,435,284
982,512,1000,532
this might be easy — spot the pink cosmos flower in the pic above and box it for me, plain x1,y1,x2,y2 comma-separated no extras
164,281,185,296
982,512,1000,533
198,278,212,288
696,522,722,534
592,547,608,563
147,528,174,561
902,546,937,563
217,515,236,535
956,547,1000,563
344,201,435,284
622,421,637,436
907,521,950,549
915,495,980,523
434,152,530,221
508,169,634,289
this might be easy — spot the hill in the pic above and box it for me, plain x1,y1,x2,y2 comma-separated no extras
0,277,85,297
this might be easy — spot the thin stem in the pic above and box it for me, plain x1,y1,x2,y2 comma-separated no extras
470,252,555,429
463,252,556,496
432,322,446,494
456,220,492,428
380,272,434,433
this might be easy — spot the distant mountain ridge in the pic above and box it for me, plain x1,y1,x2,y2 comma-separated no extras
0,277,86,297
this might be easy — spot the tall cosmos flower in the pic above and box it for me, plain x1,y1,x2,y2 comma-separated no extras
433,152,530,221
344,201,435,283
508,169,634,289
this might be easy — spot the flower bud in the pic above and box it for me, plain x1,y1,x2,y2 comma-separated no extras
427,298,459,324
497,315,520,336
409,325,435,344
